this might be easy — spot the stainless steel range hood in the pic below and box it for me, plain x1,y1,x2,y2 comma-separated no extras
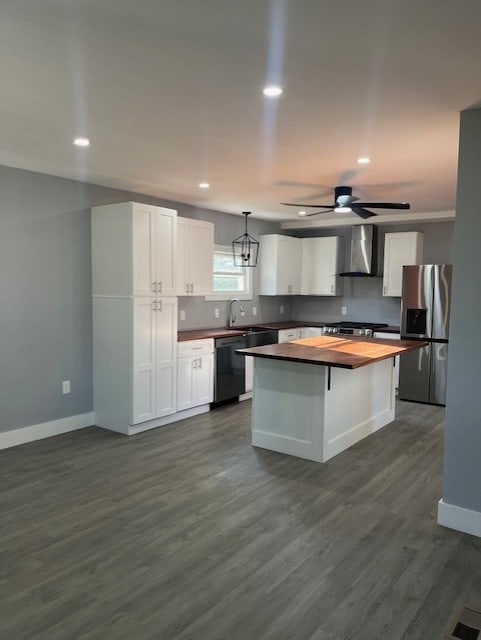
339,225,378,277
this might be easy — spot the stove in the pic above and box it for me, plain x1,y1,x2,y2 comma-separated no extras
323,322,388,337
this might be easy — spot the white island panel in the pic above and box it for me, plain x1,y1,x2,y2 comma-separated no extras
252,357,395,463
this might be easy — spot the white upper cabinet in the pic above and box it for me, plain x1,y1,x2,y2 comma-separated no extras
258,234,302,295
382,232,423,297
92,202,177,297
301,236,342,296
177,217,214,296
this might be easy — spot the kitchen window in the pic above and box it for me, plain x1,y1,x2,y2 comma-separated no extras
205,245,253,301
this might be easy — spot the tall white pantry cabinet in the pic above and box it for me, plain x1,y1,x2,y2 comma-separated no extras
92,202,178,434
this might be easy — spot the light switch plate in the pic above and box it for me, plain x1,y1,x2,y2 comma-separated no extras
252,306,257,316
62,380,71,395
214,308,220,319
180,310,186,321
341,306,347,315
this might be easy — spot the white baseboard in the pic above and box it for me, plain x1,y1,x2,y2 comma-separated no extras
0,412,95,450
126,404,210,435
324,406,395,462
438,498,481,538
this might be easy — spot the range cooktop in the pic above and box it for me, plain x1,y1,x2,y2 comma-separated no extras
323,322,388,337
327,322,388,329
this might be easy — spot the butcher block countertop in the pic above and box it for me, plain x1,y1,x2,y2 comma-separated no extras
237,335,425,370
178,322,400,341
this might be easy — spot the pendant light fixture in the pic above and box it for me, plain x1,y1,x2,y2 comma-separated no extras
232,211,259,267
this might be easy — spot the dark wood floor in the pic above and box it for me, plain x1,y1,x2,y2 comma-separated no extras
1,400,480,639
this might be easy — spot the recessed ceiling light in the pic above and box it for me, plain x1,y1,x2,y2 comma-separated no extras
298,210,307,217
357,157,370,164
262,85,284,97
198,182,210,189
334,206,352,214
74,137,90,147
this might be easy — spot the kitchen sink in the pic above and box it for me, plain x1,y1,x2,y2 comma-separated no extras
244,328,278,348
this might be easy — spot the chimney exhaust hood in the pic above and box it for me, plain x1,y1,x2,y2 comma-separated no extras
339,224,378,277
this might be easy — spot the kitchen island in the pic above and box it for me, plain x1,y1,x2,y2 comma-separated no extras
237,335,425,462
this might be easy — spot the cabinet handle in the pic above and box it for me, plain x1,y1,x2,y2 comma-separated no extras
330,284,334,293
157,300,163,312
383,286,387,295
157,281,162,293
152,281,157,292
185,283,189,294
190,283,194,294
198,358,202,369
152,301,156,311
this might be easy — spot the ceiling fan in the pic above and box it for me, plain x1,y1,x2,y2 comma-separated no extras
281,185,410,219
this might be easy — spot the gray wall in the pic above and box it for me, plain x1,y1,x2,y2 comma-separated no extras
443,108,481,513
0,165,282,432
0,162,455,436
290,222,454,326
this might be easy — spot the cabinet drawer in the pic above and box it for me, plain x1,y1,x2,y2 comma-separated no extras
278,329,300,343
178,338,214,358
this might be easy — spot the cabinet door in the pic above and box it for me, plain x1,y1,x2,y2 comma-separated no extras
154,297,177,417
132,298,156,424
277,236,291,295
374,332,400,387
176,218,214,296
383,232,423,297
177,357,195,411
132,204,156,297
193,353,214,405
188,219,214,296
289,238,302,294
153,207,177,296
302,237,339,295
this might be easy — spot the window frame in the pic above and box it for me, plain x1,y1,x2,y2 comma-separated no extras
205,244,253,301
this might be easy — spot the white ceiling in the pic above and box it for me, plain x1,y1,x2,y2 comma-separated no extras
1,0,480,226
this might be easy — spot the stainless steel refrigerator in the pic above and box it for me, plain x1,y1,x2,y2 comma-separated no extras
399,264,452,405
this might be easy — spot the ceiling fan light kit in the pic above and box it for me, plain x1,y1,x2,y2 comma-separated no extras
232,212,259,267
282,185,410,219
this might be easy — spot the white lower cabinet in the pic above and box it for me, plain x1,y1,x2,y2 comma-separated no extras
278,328,300,343
93,296,177,432
298,327,325,339
374,332,401,388
177,339,214,411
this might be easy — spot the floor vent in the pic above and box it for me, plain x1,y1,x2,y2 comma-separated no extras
445,606,481,640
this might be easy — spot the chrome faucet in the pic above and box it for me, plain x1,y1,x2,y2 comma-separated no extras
227,298,245,329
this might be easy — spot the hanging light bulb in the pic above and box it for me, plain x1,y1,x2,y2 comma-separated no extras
232,212,259,267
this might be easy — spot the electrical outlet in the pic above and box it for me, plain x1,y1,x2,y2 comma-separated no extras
214,308,220,319
252,306,257,316
341,306,347,316
240,308,245,316
180,309,186,321
280,305,284,314
62,380,71,395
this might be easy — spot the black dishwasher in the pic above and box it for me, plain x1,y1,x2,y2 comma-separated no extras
213,335,247,404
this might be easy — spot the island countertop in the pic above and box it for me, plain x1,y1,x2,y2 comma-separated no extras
237,335,425,370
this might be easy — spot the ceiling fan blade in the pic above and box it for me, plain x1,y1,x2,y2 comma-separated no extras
281,202,334,208
305,208,334,217
355,202,410,210
351,206,377,219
